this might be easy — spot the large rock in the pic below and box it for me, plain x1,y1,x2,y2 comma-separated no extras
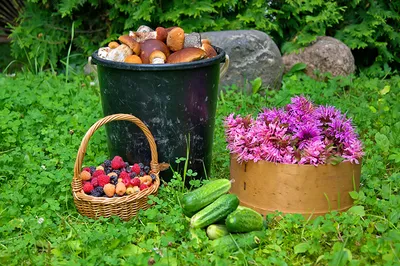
201,30,283,91
282,36,355,77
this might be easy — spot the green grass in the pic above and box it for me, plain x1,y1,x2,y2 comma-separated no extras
0,71,399,265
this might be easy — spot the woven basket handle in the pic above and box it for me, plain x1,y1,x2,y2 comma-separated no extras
73,114,159,181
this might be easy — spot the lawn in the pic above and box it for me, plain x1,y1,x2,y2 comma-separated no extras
0,70,399,265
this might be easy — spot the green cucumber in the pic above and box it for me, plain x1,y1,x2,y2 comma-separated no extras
210,231,265,253
206,224,229,240
226,206,264,233
190,194,239,229
181,179,231,217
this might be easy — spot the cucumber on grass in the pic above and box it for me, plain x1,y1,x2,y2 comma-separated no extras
226,206,264,233
190,194,239,229
210,231,265,253
206,224,229,240
181,179,231,217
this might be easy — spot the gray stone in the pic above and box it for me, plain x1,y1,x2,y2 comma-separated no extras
201,30,283,91
282,36,356,78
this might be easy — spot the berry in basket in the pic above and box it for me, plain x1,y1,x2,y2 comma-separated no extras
80,156,155,197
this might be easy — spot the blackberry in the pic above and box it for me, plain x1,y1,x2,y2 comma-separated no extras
150,173,157,181
104,160,111,168
138,163,144,170
125,162,129,168
110,175,118,185
139,171,145,177
113,170,121,176
144,166,150,174
105,167,112,174
91,186,104,197
129,172,137,178
89,166,96,174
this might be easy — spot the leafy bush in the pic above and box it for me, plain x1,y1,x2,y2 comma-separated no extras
8,0,399,72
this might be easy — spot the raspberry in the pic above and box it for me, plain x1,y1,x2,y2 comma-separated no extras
116,182,127,196
98,175,110,187
91,186,104,197
91,177,99,187
104,183,116,197
92,170,105,178
122,177,131,186
80,170,91,181
139,184,149,191
119,171,129,180
83,182,94,194
83,167,91,173
111,156,125,169
130,177,140,187
131,164,141,175
96,165,104,171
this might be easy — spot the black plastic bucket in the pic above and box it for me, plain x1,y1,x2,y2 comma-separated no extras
91,47,228,182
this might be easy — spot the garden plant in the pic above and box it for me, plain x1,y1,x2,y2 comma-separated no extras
1,0,400,265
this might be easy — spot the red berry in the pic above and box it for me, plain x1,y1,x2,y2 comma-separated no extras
131,164,141,175
98,175,110,187
83,167,91,173
139,184,149,191
122,177,131,186
92,170,105,178
119,171,129,180
130,177,141,187
83,182,94,194
90,177,99,187
111,156,125,169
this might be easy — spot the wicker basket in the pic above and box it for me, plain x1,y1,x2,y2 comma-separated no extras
71,114,161,221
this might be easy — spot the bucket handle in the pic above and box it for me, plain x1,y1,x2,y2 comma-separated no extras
219,54,230,78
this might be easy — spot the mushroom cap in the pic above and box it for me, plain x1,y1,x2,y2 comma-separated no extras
118,35,140,55
167,27,185,52
155,27,168,42
140,39,170,64
106,44,132,62
124,55,142,64
167,47,207,64
137,25,153,33
201,43,217,58
108,41,119,49
149,50,167,63
201,39,211,45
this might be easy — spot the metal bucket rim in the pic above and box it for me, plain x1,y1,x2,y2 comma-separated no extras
91,46,226,71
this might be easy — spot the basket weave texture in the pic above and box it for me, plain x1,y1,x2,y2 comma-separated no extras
71,114,160,221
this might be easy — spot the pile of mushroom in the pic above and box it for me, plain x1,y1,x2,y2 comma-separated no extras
98,25,217,64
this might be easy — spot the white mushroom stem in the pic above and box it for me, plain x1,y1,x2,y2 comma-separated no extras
151,57,165,64
106,44,133,62
98,47,111,59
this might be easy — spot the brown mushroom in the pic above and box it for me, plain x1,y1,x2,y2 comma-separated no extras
201,43,217,58
167,27,185,52
149,50,167,64
167,47,207,64
108,41,120,49
137,25,153,33
155,27,168,42
106,44,132,62
201,39,211,45
124,55,142,64
118,35,140,55
140,39,170,64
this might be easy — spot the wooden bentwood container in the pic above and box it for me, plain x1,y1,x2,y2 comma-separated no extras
230,156,361,217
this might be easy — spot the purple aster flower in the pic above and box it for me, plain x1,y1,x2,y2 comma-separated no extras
299,140,327,166
315,105,342,124
293,123,323,149
342,139,364,164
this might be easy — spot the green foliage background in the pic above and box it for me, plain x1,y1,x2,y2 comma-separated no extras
0,70,399,265
8,0,400,72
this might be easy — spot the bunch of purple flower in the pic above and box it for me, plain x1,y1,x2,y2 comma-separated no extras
224,96,363,165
